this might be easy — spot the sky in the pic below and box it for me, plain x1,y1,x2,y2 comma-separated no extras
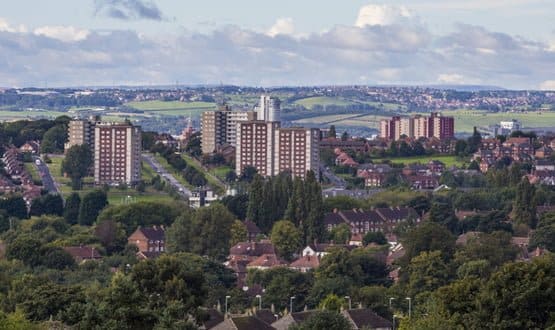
0,0,554,89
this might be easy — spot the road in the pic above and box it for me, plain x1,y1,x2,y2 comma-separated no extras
142,153,191,198
33,155,60,195
320,165,346,188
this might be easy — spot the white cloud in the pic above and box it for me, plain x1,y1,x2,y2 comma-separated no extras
0,16,552,89
0,17,27,33
33,26,90,42
355,4,411,27
437,73,466,84
267,18,295,37
539,80,555,90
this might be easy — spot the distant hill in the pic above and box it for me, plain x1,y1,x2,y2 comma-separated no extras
423,85,506,91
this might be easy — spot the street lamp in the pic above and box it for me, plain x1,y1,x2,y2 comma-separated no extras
392,314,399,330
344,296,351,310
405,297,412,318
389,297,395,309
256,294,262,310
290,296,296,314
225,296,231,315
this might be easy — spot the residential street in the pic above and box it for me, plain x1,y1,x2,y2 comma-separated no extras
142,153,191,198
33,155,60,195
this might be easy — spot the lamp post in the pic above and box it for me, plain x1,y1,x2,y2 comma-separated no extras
290,296,296,314
225,296,231,315
392,314,399,330
344,296,351,310
405,297,412,319
256,294,262,310
389,297,395,309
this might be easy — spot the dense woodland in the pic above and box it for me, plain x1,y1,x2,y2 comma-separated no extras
0,118,555,329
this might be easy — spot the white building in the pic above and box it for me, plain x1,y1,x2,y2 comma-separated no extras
256,95,280,122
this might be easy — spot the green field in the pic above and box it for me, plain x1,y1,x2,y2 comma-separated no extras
294,96,355,108
439,110,555,133
126,100,216,117
372,155,468,167
0,110,68,121
45,155,174,204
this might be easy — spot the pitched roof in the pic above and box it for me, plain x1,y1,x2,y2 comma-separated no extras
290,311,319,323
228,316,274,330
202,308,224,329
247,254,287,268
254,309,278,325
343,309,392,329
63,246,101,259
289,255,320,269
135,226,166,241
230,242,276,257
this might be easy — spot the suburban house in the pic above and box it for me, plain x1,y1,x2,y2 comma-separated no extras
272,311,319,330
63,245,102,263
288,255,320,272
246,254,287,270
341,309,393,330
128,225,166,259
227,240,277,287
212,315,274,330
323,207,420,236
302,242,357,258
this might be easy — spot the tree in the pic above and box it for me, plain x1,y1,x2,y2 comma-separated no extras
271,220,302,261
454,231,519,269
289,310,351,330
78,189,108,226
246,175,265,229
428,197,459,234
5,236,43,267
340,131,349,141
512,177,536,228
407,250,450,297
230,220,247,246
239,166,257,183
529,212,555,251
96,201,187,235
29,194,64,217
362,231,387,246
167,203,235,260
474,254,555,329
318,294,343,311
63,192,81,225
40,124,67,154
401,222,456,263
328,125,337,139
0,310,41,330
329,223,351,244
0,195,28,219
62,144,93,190
41,247,76,270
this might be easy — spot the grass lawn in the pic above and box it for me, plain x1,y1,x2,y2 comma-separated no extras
141,160,156,182
181,154,225,192
372,155,468,167
153,154,194,189
210,165,233,181
24,162,41,184
46,155,174,204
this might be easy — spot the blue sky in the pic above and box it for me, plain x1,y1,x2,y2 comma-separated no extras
1,0,554,89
